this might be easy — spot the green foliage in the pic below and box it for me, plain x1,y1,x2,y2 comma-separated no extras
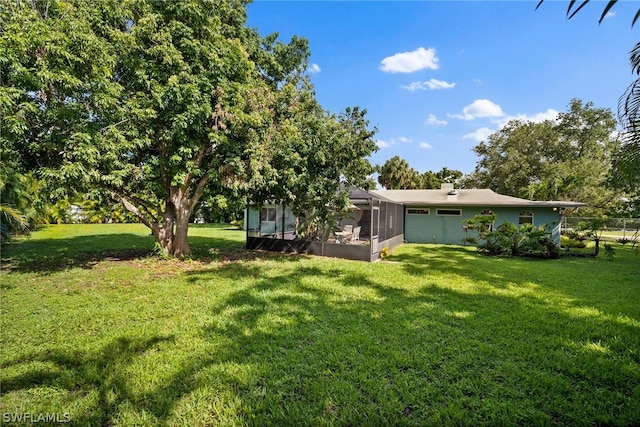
561,234,588,249
535,3,639,198
478,222,560,259
1,0,377,257
462,213,497,238
603,243,615,259
615,42,640,193
463,100,620,216
376,156,462,190
576,218,608,257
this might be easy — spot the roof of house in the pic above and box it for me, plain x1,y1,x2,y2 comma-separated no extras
370,188,586,209
348,187,398,204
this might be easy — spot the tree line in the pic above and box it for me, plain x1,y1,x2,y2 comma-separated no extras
376,100,638,218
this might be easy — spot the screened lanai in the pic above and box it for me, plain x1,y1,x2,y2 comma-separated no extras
245,188,405,262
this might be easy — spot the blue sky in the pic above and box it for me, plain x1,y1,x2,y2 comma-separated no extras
247,1,638,176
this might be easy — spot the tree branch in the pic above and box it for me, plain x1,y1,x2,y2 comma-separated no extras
110,191,158,234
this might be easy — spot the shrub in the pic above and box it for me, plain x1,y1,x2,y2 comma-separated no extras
561,235,587,249
479,222,559,259
603,243,615,259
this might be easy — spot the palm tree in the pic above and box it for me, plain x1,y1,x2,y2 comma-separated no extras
0,167,30,243
536,0,639,26
617,42,640,187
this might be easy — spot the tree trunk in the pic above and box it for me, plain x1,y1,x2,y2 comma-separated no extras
172,201,192,258
113,184,204,259
155,202,176,256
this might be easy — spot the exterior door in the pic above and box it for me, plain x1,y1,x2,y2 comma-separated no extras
371,207,380,253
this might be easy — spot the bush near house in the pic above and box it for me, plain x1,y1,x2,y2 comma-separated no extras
463,214,559,258
479,222,560,258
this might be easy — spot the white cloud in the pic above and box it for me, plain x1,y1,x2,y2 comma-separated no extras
463,127,494,142
308,63,321,74
419,142,433,149
426,114,447,126
604,11,615,19
450,99,505,120
376,137,412,148
462,108,560,143
402,79,456,91
495,108,559,127
380,47,439,73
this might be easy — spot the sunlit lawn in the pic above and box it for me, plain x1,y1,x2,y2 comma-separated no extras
1,224,639,425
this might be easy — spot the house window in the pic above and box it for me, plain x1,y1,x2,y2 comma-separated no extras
436,209,462,216
407,208,430,215
260,207,276,222
519,210,534,225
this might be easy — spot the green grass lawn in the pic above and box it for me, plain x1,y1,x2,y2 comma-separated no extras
1,224,639,426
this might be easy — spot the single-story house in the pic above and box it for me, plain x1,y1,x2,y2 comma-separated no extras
245,184,585,261
371,184,585,245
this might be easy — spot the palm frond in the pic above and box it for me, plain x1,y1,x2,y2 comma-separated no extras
630,42,640,76
0,205,29,231
536,0,638,27
619,77,640,131
598,1,618,24
567,0,590,20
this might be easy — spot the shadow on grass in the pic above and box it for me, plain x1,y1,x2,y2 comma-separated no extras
1,232,247,275
3,244,639,424
0,233,155,274
1,335,176,425
181,259,640,425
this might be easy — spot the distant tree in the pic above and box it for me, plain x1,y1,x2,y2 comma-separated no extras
376,156,416,189
0,0,377,257
535,0,640,199
377,157,462,190
463,100,620,215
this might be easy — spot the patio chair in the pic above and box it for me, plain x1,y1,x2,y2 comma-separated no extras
351,226,361,243
336,225,353,243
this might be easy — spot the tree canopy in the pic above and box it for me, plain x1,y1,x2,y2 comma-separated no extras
535,0,640,202
462,99,621,216
0,0,377,256
376,156,462,190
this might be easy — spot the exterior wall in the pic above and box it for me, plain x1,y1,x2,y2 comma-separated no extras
404,206,562,245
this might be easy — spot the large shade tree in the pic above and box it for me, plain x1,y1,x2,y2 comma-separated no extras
463,100,620,215
1,0,377,257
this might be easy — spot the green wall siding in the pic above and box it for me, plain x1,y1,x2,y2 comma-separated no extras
404,206,562,245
